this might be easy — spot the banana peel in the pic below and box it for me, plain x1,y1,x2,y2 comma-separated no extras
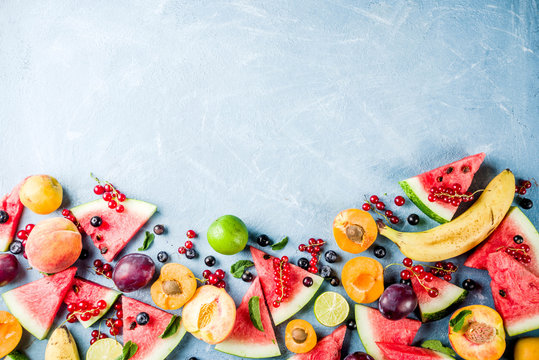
44,326,80,360
379,169,515,261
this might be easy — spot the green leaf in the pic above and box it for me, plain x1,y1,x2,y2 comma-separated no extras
115,341,138,360
159,315,182,339
231,260,254,278
138,231,155,251
421,340,456,358
449,310,472,332
271,236,288,251
248,296,264,332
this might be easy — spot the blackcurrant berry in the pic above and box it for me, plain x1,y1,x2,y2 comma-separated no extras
256,234,270,247
330,277,340,287
9,241,23,255
324,250,338,263
407,213,420,225
297,257,309,270
319,265,333,279
204,256,216,267
462,279,476,291
157,251,169,263
520,198,533,210
185,249,197,259
0,210,9,224
513,235,524,244
153,224,165,235
136,312,150,325
400,278,412,286
90,216,102,227
79,249,89,260
188,358,197,360
303,277,313,287
373,245,386,258
242,271,254,282
346,319,357,330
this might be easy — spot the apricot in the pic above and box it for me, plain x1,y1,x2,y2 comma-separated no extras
448,305,505,360
342,257,384,303
182,285,236,344
0,311,22,358
19,175,63,215
515,337,539,360
26,217,82,274
151,263,197,310
285,319,317,353
333,209,377,253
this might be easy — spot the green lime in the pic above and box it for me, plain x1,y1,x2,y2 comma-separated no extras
207,215,248,255
86,338,123,360
314,291,349,327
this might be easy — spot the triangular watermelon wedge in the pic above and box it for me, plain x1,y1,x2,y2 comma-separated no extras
355,304,421,360
411,274,467,322
487,251,539,336
376,342,454,360
122,296,186,360
63,277,121,328
288,325,347,360
250,246,323,325
0,182,24,251
465,207,539,276
71,199,156,261
215,277,280,358
1,267,77,339
399,153,485,223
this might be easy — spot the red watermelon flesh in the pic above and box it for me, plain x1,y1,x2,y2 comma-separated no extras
355,304,421,360
250,246,324,325
376,342,453,360
0,182,24,251
399,153,485,223
1,267,77,339
465,206,539,276
122,296,186,360
71,199,156,262
215,277,280,358
487,251,539,336
288,325,347,360
63,277,121,328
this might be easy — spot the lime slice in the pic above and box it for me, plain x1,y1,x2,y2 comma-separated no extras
314,291,350,327
86,338,123,360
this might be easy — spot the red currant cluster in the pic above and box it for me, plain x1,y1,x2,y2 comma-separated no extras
93,259,114,279
92,175,127,213
398,258,458,298
178,229,197,255
16,223,34,259
66,298,108,324
427,261,458,281
202,268,226,288
363,195,402,224
272,256,291,308
298,238,325,274
89,330,108,345
61,209,85,235
502,244,531,263
104,302,123,336
427,184,474,207
515,179,532,195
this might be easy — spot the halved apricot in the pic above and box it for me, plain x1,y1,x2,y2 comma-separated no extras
285,319,317,353
151,263,197,310
0,311,22,358
333,209,377,253
342,257,384,303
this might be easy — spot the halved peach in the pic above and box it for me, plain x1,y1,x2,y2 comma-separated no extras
342,257,384,303
285,319,317,353
182,285,236,344
333,209,377,254
151,263,197,310
448,305,505,360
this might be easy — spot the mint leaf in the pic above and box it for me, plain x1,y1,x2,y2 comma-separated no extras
449,310,472,332
421,340,456,358
231,260,254,278
271,236,288,251
248,296,264,332
159,315,182,339
138,231,154,251
115,341,138,360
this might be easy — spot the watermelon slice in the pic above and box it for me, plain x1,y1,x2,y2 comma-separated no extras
122,296,186,360
355,304,421,360
376,342,453,360
399,153,485,223
71,199,156,261
465,206,539,276
0,182,24,252
288,325,347,360
411,272,467,322
63,277,121,328
487,251,539,336
250,246,323,325
1,267,77,339
215,277,280,358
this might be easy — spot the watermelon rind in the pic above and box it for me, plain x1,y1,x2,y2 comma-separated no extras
413,278,467,322
399,178,452,224
272,277,323,325
5,351,30,360
215,338,281,358
376,342,454,360
146,322,187,360
355,305,384,359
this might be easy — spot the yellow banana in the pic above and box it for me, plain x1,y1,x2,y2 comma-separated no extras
378,169,515,261
44,326,80,360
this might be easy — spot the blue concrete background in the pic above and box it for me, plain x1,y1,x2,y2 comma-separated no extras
1,0,538,359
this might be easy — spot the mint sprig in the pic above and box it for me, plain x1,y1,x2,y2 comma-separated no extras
138,231,155,251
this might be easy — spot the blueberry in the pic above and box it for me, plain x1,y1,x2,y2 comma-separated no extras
9,241,23,255
407,213,420,225
153,224,165,235
185,249,197,259
462,279,476,291
256,234,270,247
90,216,102,227
204,256,216,267
157,251,169,263
0,210,9,224
79,248,89,260
373,246,386,258
320,265,333,279
346,319,357,330
136,312,150,325
330,277,340,287
520,198,533,210
513,235,524,244
242,271,254,282
297,257,309,270
324,250,338,263
400,278,412,286
303,277,313,287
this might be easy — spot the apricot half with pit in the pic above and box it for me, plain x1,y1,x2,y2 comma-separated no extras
0,311,22,358
448,305,505,360
151,263,197,310
342,256,384,303
285,319,317,353
182,285,236,344
333,209,377,254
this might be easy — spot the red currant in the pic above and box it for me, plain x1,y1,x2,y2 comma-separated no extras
394,196,405,206
80,313,91,321
208,274,219,285
114,319,123,328
313,246,320,253
108,200,117,209
25,224,34,232
412,265,424,273
102,263,112,272
93,259,103,268
216,280,226,288
185,241,193,249
400,270,411,280
428,288,439,298
78,301,88,310
424,273,434,282
202,270,211,279
215,269,225,279
99,333,107,339
273,300,280,308
428,194,436,202
452,183,462,192
308,266,318,274
91,330,100,338
110,327,119,336
521,244,530,252
443,274,452,281
67,304,76,313
66,313,77,323
308,238,316,245
115,204,124,213
385,210,393,217
114,303,122,311
369,195,379,204
103,192,112,201
104,270,113,278
298,244,306,251
117,193,126,202
281,256,289,263
402,258,413,267
106,319,114,327
186,230,196,238
62,209,71,216
97,300,107,310
16,230,27,240
116,310,123,318
523,180,532,189
104,184,113,192
92,308,100,316
178,246,186,254
376,202,385,211
94,185,105,195
362,203,371,211
519,188,527,195
90,338,96,345
390,216,400,224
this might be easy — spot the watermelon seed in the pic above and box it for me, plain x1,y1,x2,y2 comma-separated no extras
437,176,443,182
446,166,454,174
0,210,9,223
129,321,137,330
100,247,108,254
462,165,471,173
72,285,79,293
96,234,103,242
499,289,506,297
